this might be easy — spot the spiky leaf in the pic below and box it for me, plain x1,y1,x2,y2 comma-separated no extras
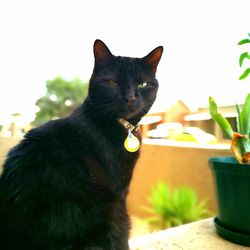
240,93,250,135
236,103,241,133
239,52,250,67
238,39,250,45
209,96,233,139
239,68,250,80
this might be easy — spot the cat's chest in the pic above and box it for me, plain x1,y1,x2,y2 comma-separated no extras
98,137,139,165
92,131,140,175
80,123,141,175
103,131,140,162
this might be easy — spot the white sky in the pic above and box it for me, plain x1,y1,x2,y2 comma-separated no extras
0,0,250,122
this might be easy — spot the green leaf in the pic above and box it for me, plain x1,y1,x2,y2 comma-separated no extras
239,52,250,67
239,68,250,80
237,137,250,156
240,93,250,135
236,103,241,133
238,39,250,45
209,97,233,139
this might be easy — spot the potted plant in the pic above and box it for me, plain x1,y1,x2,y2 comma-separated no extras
208,35,250,245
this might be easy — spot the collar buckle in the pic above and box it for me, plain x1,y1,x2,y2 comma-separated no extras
118,118,139,132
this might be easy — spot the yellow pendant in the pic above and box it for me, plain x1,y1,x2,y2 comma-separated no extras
124,130,140,152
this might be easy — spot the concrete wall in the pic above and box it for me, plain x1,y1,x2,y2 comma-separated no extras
127,140,231,217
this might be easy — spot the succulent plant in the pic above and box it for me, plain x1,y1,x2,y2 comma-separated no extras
209,34,250,164
209,94,250,164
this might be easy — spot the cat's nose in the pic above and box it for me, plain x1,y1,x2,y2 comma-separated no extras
124,95,136,103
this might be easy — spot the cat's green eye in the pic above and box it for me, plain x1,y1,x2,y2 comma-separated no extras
108,80,119,88
137,82,148,89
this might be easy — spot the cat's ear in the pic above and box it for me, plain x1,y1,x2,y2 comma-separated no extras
93,39,113,63
143,46,163,73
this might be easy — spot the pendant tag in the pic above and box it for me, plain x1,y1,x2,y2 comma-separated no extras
124,129,140,152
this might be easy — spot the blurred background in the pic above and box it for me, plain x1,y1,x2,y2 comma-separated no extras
0,0,250,237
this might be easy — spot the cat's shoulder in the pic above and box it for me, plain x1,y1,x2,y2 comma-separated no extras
27,117,79,143
7,118,76,159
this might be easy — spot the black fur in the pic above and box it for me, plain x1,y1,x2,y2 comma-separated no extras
0,40,163,250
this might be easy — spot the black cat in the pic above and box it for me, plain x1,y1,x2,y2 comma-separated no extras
0,40,163,250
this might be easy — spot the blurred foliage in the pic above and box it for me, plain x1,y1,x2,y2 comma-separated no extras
33,76,88,125
143,182,212,230
238,33,250,80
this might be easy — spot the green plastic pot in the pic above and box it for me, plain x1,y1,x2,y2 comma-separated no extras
209,156,250,246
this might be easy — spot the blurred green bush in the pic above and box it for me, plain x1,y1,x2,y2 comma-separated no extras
143,182,212,230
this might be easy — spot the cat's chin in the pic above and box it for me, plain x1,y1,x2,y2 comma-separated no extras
122,110,143,122
120,103,147,122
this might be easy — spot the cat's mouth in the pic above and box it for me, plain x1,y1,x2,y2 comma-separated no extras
121,101,143,119
127,102,139,112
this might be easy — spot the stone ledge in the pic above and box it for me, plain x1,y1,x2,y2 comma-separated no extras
129,218,249,250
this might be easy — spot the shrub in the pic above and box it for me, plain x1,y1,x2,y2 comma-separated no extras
143,182,212,230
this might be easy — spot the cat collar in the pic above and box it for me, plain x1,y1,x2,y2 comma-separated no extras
118,118,139,132
118,118,140,153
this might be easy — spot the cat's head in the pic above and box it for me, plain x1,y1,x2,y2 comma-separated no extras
88,39,163,123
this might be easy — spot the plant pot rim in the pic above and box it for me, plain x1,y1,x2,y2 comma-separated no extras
209,156,250,175
209,156,250,165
